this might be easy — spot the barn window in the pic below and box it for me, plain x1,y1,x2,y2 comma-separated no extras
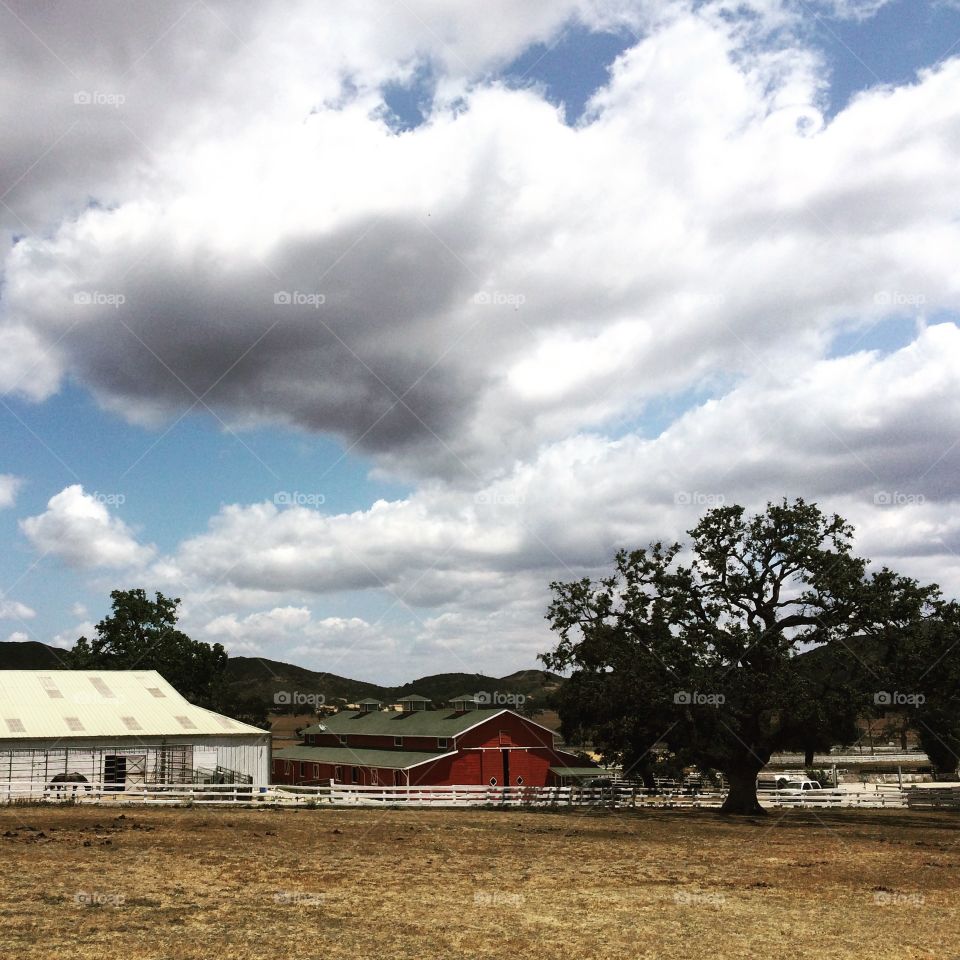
371,769,379,785
38,676,63,699
146,687,166,698
488,777,498,786
334,766,342,781
394,736,403,747
351,767,359,784
121,716,142,731
88,677,115,698
313,764,319,778
516,776,524,785
4,718,25,733
174,716,197,730
299,763,306,777
339,735,347,745
437,738,448,749
64,716,84,732
284,761,292,775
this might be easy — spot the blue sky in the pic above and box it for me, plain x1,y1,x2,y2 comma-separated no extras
2,0,960,682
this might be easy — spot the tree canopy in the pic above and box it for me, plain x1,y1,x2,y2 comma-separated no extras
541,498,940,813
877,605,960,776
65,588,267,725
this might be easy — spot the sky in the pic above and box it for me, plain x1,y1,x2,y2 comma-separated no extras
1,0,960,684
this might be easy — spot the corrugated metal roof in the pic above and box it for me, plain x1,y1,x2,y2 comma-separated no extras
0,670,266,740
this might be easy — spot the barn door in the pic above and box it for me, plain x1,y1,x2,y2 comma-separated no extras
125,755,146,785
104,755,126,791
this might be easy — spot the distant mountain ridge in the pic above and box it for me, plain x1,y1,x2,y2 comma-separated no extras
0,640,70,670
0,641,564,707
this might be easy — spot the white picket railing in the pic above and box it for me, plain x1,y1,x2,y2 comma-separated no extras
0,780,913,809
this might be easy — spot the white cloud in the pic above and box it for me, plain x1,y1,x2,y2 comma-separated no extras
2,1,959,677
145,323,960,671
3,8,959,483
0,600,36,621
20,485,155,569
201,606,400,673
0,475,23,509
4,632,31,644
52,621,95,649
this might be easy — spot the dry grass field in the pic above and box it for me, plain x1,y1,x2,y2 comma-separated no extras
269,713,321,748
0,804,958,960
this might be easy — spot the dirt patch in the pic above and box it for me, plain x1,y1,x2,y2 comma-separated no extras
0,805,957,959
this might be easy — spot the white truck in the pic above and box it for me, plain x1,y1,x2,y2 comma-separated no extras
778,778,823,794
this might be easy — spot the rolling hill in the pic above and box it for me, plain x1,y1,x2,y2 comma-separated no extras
0,640,71,670
0,641,564,710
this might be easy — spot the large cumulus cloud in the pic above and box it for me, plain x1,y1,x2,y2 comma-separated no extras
6,0,960,677
5,5,960,482
87,323,956,675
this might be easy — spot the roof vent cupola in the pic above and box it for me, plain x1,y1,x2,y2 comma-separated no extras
449,694,478,713
397,695,430,713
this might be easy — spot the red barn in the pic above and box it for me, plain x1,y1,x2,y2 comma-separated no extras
272,694,597,788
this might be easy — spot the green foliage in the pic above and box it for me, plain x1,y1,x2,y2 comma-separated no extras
541,498,938,812
879,607,960,777
67,589,227,709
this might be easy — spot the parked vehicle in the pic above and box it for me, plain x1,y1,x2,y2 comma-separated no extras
780,779,823,793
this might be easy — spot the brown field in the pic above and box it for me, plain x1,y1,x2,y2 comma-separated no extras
0,804,958,960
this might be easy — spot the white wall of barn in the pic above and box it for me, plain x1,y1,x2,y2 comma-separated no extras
0,734,271,788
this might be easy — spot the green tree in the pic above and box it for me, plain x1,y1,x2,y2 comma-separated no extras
541,499,936,814
68,589,227,708
880,608,960,778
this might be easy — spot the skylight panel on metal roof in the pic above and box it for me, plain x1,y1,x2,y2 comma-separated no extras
88,677,115,698
5,718,25,733
215,715,235,730
64,717,85,732
146,687,166,698
38,676,63,699
174,716,197,730
121,716,142,731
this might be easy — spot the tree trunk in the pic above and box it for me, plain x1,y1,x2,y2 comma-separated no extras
720,767,766,815
804,746,814,767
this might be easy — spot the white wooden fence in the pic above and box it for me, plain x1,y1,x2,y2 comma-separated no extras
0,780,914,809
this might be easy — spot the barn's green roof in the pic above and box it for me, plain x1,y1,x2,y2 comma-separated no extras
396,695,431,703
549,766,606,778
304,707,542,739
274,745,449,770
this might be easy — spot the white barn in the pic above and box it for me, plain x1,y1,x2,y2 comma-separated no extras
0,670,270,791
